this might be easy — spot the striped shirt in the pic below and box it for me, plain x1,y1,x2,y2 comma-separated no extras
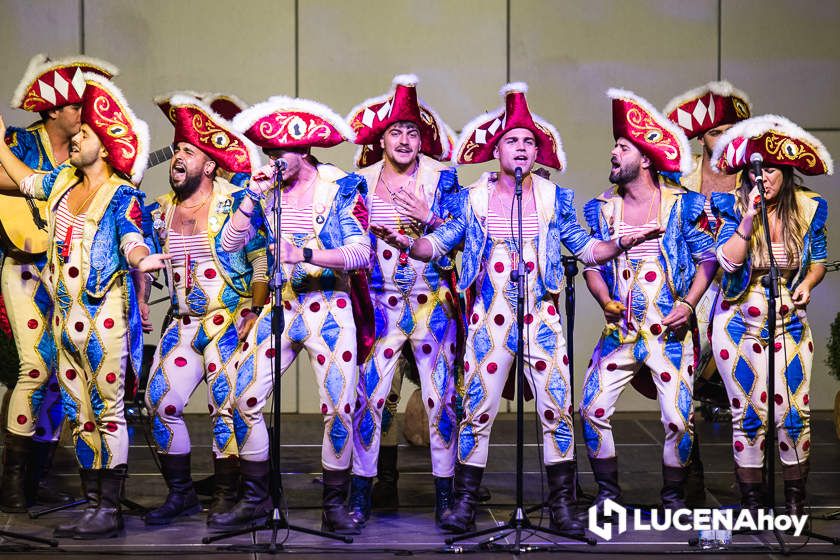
370,194,402,230
486,208,540,240
771,242,794,270
55,196,85,244
619,220,660,259
169,231,213,267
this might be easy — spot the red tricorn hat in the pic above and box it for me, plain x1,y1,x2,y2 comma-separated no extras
609,88,692,175
233,96,354,150
81,73,149,184
203,93,248,121
453,82,566,170
664,81,752,139
347,74,455,168
12,53,119,112
711,114,833,176
156,93,259,174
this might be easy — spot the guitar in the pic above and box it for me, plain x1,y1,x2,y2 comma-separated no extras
0,145,174,262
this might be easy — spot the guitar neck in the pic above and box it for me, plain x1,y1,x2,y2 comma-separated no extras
147,145,174,169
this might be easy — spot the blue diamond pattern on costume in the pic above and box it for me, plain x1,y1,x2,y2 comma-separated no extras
60,387,78,422
54,279,71,317
211,372,231,408
398,303,415,334
631,285,646,323
192,323,211,354
473,325,491,365
600,330,621,358
783,406,803,442
186,281,209,315
458,424,475,461
235,354,254,398
90,384,105,419
232,409,249,447
633,336,649,362
370,257,384,291
321,312,339,351
536,323,556,356
75,437,95,469
424,265,441,292
37,331,55,371
382,406,394,433
788,315,804,344
30,385,45,415
219,324,240,364
324,363,343,406
374,306,388,338
290,263,308,293
582,369,601,408
287,314,309,344
726,313,747,346
147,368,169,407
214,416,233,451
733,356,755,394
393,263,416,296
743,403,762,441
432,354,448,397
359,408,376,447
364,360,380,398
785,353,804,393
506,322,518,353
656,286,674,318
439,408,454,444
547,368,567,409
329,417,349,454
220,284,239,313
152,415,173,451
33,282,51,315
677,380,692,419
678,432,693,464
583,419,600,453
86,330,104,374
256,313,272,345
555,419,573,455
160,324,180,359
480,274,494,309
466,374,486,414
428,303,448,343
61,328,77,354
664,339,682,370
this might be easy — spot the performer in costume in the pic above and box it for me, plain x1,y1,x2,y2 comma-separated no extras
377,83,659,535
661,81,752,506
345,74,460,528
143,94,266,526
709,115,830,516
213,96,372,534
580,89,717,513
0,73,167,538
0,54,117,512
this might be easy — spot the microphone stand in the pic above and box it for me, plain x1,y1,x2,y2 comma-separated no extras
446,169,594,552
205,161,352,551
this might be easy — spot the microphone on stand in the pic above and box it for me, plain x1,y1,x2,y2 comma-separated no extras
514,166,523,196
750,153,764,193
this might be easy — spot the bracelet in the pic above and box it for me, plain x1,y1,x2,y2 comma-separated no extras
614,236,627,251
405,236,416,254
244,187,264,203
249,305,263,315
676,298,695,313
238,206,254,218
734,228,750,241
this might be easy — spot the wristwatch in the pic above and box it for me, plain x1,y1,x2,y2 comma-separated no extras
302,247,313,263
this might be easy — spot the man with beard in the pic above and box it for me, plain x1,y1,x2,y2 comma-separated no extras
345,74,461,528
660,81,752,506
579,89,717,515
144,94,266,526
0,54,117,512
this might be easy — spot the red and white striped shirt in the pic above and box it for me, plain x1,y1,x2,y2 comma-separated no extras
370,194,402,230
169,231,213,267
486,209,540,240
279,204,314,237
55,196,85,244
619,220,660,259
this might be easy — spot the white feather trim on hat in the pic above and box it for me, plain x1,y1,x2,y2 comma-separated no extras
11,53,120,109
662,80,752,117
234,95,356,144
83,72,149,184
500,82,528,95
392,74,419,87
452,106,505,164
711,113,834,176
154,90,209,107
608,87,693,175
168,93,262,175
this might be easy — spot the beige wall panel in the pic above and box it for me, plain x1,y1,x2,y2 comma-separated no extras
1,0,81,128
509,0,718,412
721,0,840,128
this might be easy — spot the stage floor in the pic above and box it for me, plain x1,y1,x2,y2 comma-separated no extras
1,411,838,558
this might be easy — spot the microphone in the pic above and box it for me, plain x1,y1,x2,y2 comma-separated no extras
749,153,763,183
514,166,523,196
274,159,288,172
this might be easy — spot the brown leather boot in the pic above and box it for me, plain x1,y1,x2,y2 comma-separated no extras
783,461,808,517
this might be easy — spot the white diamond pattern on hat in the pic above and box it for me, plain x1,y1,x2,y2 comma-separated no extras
734,136,747,165
677,108,693,132
692,99,708,127
706,93,715,124
37,79,56,105
52,72,69,101
488,118,502,135
475,128,487,144
70,68,86,98
377,100,391,121
361,107,376,128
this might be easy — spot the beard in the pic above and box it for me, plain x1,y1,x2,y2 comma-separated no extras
170,169,203,198
609,162,640,185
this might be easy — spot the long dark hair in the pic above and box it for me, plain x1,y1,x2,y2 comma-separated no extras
734,165,805,268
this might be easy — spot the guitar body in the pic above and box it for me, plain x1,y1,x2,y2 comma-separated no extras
0,193,49,262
